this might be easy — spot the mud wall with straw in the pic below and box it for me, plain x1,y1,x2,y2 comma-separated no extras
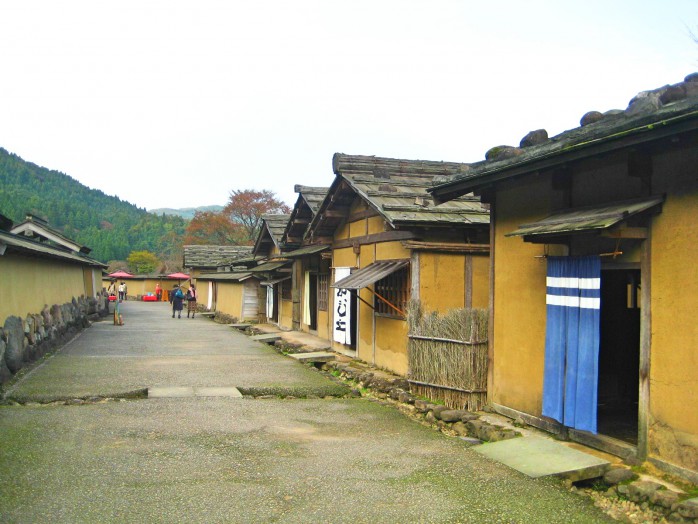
407,299,488,411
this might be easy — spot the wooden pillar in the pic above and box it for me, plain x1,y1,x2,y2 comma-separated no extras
465,255,473,308
638,231,652,460
486,197,496,406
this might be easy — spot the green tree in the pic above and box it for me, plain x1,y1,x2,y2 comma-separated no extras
127,250,160,274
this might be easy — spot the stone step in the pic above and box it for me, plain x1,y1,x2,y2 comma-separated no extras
250,333,282,344
148,386,242,398
472,436,610,482
288,351,336,363
199,312,216,317
229,323,252,330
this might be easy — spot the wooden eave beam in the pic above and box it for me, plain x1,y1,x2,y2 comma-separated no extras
602,227,648,239
324,209,350,218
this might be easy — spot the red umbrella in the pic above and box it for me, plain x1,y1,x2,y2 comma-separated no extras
108,270,134,279
166,272,190,280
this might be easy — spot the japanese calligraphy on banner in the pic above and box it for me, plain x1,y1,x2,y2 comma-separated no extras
333,267,351,345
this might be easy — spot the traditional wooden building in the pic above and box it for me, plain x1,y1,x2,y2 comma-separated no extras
279,185,330,335
0,213,106,326
305,154,490,374
252,214,293,326
430,74,698,482
183,245,254,309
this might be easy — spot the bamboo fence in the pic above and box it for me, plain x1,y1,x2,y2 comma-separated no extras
407,299,488,411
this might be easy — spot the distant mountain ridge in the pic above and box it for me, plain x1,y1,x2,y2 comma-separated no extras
149,205,224,219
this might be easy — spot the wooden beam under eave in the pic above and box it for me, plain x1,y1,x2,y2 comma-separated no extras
324,209,350,218
602,227,648,239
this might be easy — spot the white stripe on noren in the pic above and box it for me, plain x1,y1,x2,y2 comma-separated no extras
547,277,600,289
547,294,600,309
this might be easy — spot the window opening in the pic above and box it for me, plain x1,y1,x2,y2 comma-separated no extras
374,267,409,318
317,274,328,311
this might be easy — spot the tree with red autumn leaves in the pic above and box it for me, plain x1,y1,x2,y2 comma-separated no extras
183,211,246,245
183,189,290,246
223,189,290,243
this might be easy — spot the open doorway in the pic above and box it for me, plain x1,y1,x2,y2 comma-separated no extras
597,268,640,444
349,290,358,349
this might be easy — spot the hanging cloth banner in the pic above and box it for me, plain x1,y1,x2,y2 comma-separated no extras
542,256,601,434
333,267,352,345
303,270,311,325
266,286,274,319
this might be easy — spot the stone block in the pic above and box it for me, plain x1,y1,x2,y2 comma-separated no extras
413,399,431,413
431,405,450,419
452,421,469,437
676,499,698,519
465,419,486,440
603,467,636,485
650,489,679,509
4,316,25,373
626,480,664,503
440,409,470,423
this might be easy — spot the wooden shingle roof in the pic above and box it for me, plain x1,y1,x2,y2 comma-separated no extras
252,214,291,256
282,185,329,246
430,73,698,202
183,245,253,269
307,154,489,240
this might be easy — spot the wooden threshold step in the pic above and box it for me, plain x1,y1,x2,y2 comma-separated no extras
288,351,336,363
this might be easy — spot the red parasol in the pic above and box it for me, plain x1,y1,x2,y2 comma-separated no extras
108,270,134,279
166,272,191,280
166,272,191,286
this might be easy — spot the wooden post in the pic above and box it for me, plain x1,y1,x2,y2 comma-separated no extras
410,251,420,301
638,231,651,461
487,197,496,406
465,255,473,308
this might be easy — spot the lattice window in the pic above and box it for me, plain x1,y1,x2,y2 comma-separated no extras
374,267,410,318
318,274,329,311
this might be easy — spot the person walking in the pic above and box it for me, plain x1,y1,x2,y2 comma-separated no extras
155,282,162,302
186,284,197,318
118,282,126,301
170,285,185,318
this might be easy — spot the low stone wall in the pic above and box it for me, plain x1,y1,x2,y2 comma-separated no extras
0,295,109,386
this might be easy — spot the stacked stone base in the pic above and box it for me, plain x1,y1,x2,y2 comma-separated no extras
322,361,520,443
0,295,108,387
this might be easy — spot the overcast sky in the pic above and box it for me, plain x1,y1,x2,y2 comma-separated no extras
1,1,696,211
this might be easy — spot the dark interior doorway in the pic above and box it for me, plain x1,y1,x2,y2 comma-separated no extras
309,274,318,331
597,269,640,444
272,284,279,323
349,290,358,349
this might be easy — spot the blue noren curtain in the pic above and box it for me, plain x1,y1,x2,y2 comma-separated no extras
542,256,601,433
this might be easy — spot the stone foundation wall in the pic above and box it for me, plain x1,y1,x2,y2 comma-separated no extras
0,295,109,386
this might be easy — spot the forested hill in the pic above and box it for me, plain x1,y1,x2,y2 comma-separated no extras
0,147,187,263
